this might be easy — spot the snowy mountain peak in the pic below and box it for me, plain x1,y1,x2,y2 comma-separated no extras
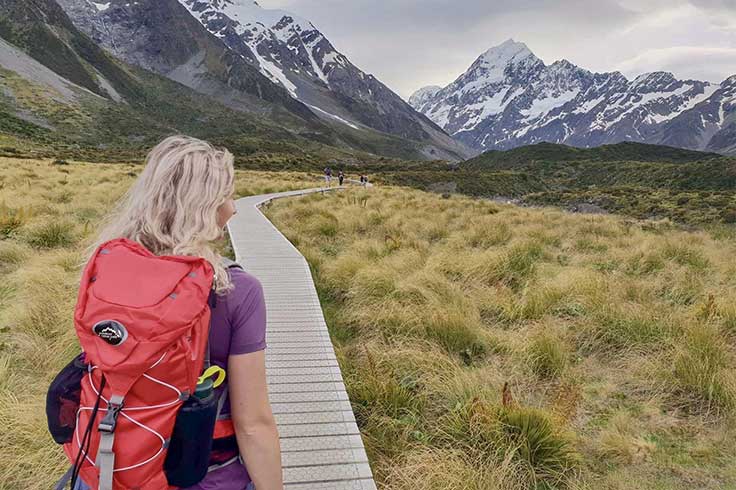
549,59,579,72
182,0,316,38
478,39,537,67
632,71,677,88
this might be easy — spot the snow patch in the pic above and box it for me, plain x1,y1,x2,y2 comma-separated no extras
307,104,360,129
322,51,345,68
521,89,579,120
647,84,718,124
89,1,111,11
573,96,605,114
461,86,523,130
251,49,297,96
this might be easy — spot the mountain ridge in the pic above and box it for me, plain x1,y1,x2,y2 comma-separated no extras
410,39,735,155
56,0,471,161
177,0,470,160
0,0,460,163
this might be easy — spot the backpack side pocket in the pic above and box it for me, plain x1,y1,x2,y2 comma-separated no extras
46,353,87,444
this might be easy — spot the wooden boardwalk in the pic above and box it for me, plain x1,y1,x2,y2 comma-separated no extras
227,187,376,490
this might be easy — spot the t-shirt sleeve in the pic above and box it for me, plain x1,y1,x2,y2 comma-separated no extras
227,271,267,356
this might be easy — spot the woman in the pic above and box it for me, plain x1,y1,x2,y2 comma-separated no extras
78,136,283,490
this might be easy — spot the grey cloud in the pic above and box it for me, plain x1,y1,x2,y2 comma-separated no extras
616,46,736,82
265,0,735,97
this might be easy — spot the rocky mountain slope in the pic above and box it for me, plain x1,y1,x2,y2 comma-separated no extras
55,0,315,123
409,39,735,155
0,0,444,162
57,0,470,160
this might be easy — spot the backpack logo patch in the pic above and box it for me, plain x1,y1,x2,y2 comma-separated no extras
93,320,128,346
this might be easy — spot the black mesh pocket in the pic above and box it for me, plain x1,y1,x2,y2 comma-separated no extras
46,353,87,444
164,393,218,487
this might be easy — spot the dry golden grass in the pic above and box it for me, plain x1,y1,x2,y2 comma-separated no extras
265,186,736,490
0,157,317,489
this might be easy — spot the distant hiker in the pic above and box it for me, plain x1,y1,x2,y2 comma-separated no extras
47,136,283,490
324,166,332,185
361,175,369,187
359,175,365,185
338,170,344,186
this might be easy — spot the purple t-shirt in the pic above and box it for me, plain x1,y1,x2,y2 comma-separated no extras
186,268,267,490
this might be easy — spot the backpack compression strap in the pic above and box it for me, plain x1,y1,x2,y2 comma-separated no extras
97,394,124,490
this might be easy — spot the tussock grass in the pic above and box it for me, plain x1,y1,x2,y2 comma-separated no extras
527,331,569,379
267,185,736,489
0,157,318,489
669,324,735,413
442,398,579,488
22,220,77,248
384,447,525,490
0,241,29,273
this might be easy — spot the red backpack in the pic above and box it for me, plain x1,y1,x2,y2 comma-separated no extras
47,238,219,490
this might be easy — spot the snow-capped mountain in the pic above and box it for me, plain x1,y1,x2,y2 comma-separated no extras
56,0,469,160
410,39,735,155
176,0,469,159
55,0,315,121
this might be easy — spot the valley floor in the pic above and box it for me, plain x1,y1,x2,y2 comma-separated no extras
1,157,735,489
266,186,736,490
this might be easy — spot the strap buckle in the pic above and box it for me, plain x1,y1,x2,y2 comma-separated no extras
98,396,124,433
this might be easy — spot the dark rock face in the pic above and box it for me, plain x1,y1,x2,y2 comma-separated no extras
409,39,735,155
56,0,317,121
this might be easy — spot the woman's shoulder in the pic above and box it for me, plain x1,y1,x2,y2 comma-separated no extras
226,267,264,303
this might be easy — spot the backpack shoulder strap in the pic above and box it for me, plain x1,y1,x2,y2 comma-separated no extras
222,257,243,271
205,258,245,367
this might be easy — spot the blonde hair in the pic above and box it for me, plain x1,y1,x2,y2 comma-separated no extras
90,135,236,294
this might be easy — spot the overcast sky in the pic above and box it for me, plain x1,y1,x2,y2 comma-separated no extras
263,0,736,98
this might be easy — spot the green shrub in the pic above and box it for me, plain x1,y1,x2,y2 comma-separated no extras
467,222,512,248
503,242,544,289
588,308,669,352
720,209,736,224
0,204,29,238
0,241,30,273
475,242,544,290
625,251,664,275
310,212,339,237
348,348,424,421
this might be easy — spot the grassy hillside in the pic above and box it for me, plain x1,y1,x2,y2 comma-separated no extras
464,142,724,169
0,156,324,489
363,143,736,226
266,187,736,490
